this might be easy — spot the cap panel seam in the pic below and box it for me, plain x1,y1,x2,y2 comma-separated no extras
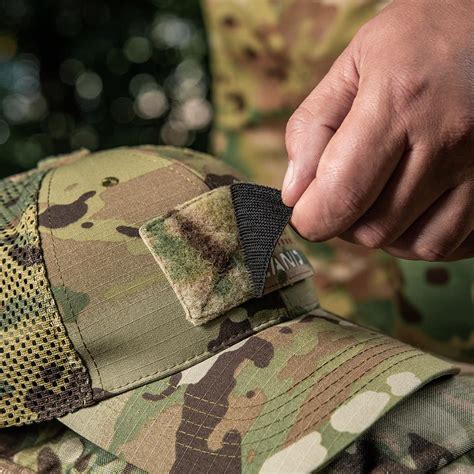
136,149,209,193
45,168,104,390
169,158,213,191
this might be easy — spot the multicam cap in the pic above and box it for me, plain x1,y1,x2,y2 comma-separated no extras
1,147,456,472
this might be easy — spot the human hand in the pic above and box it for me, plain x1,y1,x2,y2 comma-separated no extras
282,0,474,261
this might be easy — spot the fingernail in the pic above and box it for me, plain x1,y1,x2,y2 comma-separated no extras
282,161,294,199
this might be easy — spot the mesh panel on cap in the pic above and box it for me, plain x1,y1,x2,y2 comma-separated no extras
0,170,93,427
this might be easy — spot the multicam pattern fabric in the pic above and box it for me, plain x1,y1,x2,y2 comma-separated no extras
201,0,474,363
202,0,387,179
324,374,474,473
0,146,470,473
36,147,318,396
60,309,455,473
0,420,143,473
2,376,473,473
0,169,92,428
141,186,254,325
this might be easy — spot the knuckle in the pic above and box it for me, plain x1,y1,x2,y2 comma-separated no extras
391,72,430,111
285,106,315,155
352,222,392,248
286,105,316,135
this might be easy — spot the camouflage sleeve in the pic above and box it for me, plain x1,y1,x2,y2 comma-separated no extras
322,374,474,473
0,421,143,473
201,0,474,364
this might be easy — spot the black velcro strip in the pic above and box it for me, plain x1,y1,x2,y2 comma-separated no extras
230,183,292,297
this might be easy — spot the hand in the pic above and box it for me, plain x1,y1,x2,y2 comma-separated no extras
282,0,474,261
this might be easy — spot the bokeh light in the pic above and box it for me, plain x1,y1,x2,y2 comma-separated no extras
0,0,211,178
124,37,152,64
75,72,103,101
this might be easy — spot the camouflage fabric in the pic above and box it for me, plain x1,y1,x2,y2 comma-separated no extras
140,184,311,325
140,185,254,325
60,309,454,473
323,374,474,473
0,420,143,473
2,375,473,473
201,0,474,363
0,167,92,428
2,146,469,473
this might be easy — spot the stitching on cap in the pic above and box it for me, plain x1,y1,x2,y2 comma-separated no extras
171,352,422,460
170,158,213,191
137,149,210,192
158,340,404,428
172,344,413,443
105,310,288,391
146,333,387,412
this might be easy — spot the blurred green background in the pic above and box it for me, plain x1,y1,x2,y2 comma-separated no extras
0,0,211,178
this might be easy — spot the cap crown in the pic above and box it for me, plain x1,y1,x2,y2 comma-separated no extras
1,146,317,427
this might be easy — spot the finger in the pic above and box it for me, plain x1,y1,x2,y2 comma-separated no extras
385,232,474,261
291,79,406,242
383,182,474,261
282,47,359,206
340,145,450,248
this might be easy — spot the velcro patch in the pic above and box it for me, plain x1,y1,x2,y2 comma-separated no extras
140,184,313,326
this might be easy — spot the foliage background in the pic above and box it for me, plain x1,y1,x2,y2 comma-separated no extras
0,0,211,178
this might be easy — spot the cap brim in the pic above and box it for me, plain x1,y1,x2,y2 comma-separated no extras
60,309,455,473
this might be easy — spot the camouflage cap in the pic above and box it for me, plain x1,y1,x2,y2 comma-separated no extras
0,146,456,472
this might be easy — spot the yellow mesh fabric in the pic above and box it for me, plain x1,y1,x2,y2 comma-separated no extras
0,170,92,427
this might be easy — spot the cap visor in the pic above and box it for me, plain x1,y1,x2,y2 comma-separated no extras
60,309,455,473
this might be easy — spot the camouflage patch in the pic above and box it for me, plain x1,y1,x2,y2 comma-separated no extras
140,186,253,325
140,184,312,325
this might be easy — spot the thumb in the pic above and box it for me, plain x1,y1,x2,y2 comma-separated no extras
282,47,359,206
